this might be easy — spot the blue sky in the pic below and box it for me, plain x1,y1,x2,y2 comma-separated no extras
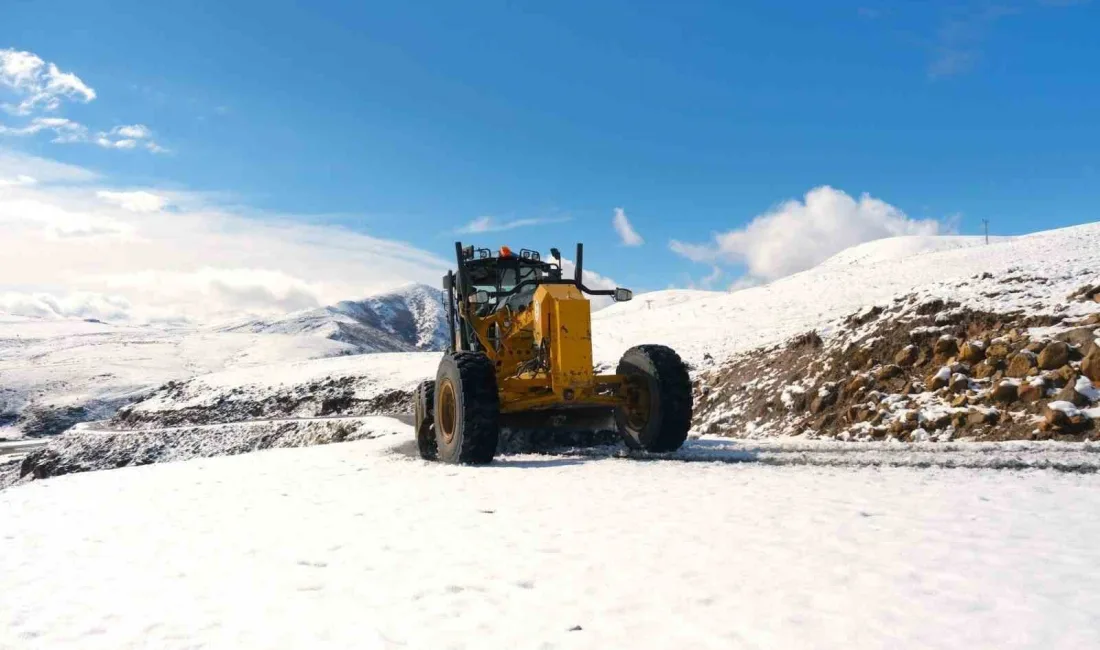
1,0,1098,318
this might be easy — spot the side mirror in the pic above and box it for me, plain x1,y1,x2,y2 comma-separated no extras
614,288,633,302
442,274,453,291
467,290,491,305
550,247,561,263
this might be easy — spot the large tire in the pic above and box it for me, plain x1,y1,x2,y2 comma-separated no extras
434,352,500,464
413,380,437,460
615,344,692,452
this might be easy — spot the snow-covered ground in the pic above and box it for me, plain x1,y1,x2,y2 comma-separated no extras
125,352,440,419
3,425,1099,649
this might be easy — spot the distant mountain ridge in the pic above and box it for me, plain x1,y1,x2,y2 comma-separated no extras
218,283,449,353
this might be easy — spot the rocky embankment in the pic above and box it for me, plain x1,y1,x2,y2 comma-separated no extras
695,280,1100,442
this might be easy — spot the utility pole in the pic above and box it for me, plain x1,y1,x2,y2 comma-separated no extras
982,219,989,245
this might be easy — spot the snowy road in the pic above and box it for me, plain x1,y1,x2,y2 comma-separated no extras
3,425,1100,649
0,439,47,457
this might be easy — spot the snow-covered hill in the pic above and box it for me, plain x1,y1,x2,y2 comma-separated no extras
0,284,448,439
591,222,1100,367
217,283,448,352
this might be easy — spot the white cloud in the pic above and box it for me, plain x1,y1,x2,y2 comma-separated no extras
0,149,97,183
93,124,167,153
0,49,166,153
0,291,132,322
457,215,570,234
0,49,95,114
0,195,130,238
557,258,620,309
0,116,88,142
0,149,453,323
670,186,947,284
112,124,151,139
612,207,644,246
96,190,168,212
0,173,36,186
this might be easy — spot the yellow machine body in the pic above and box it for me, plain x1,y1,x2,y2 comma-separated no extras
462,284,626,414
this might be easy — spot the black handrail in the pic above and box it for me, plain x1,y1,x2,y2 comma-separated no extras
485,277,617,299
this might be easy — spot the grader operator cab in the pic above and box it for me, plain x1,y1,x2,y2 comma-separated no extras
414,242,692,464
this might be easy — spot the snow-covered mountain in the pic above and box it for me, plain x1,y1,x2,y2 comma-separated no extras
217,283,448,353
0,284,448,439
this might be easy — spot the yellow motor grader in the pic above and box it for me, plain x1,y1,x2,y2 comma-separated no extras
414,242,692,464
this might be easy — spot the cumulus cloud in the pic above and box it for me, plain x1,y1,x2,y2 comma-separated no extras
612,207,644,246
0,48,96,114
670,186,947,284
0,49,166,153
0,150,454,323
457,215,570,234
94,124,166,153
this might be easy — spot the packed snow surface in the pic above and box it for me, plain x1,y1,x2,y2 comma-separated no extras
3,428,1100,650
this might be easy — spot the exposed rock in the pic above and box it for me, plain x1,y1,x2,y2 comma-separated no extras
788,330,823,349
1083,348,1100,383
949,373,970,393
933,336,959,361
1017,381,1044,403
1068,284,1100,303
844,374,871,396
986,341,1011,361
1005,352,1036,378
927,367,952,391
889,410,919,433
921,410,953,430
1043,402,1092,432
810,388,837,414
958,341,985,363
972,360,1000,379
1053,365,1078,388
1057,327,1098,357
1026,340,1046,354
845,405,869,423
1037,341,1070,370
967,408,1000,426
1053,382,1091,408
951,394,969,408
846,346,872,371
991,381,1018,403
874,364,902,382
894,345,919,367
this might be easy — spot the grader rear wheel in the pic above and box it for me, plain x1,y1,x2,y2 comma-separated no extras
434,352,500,465
615,344,692,452
413,380,437,460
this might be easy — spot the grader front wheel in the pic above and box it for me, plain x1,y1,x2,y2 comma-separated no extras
615,345,692,452
434,352,500,465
